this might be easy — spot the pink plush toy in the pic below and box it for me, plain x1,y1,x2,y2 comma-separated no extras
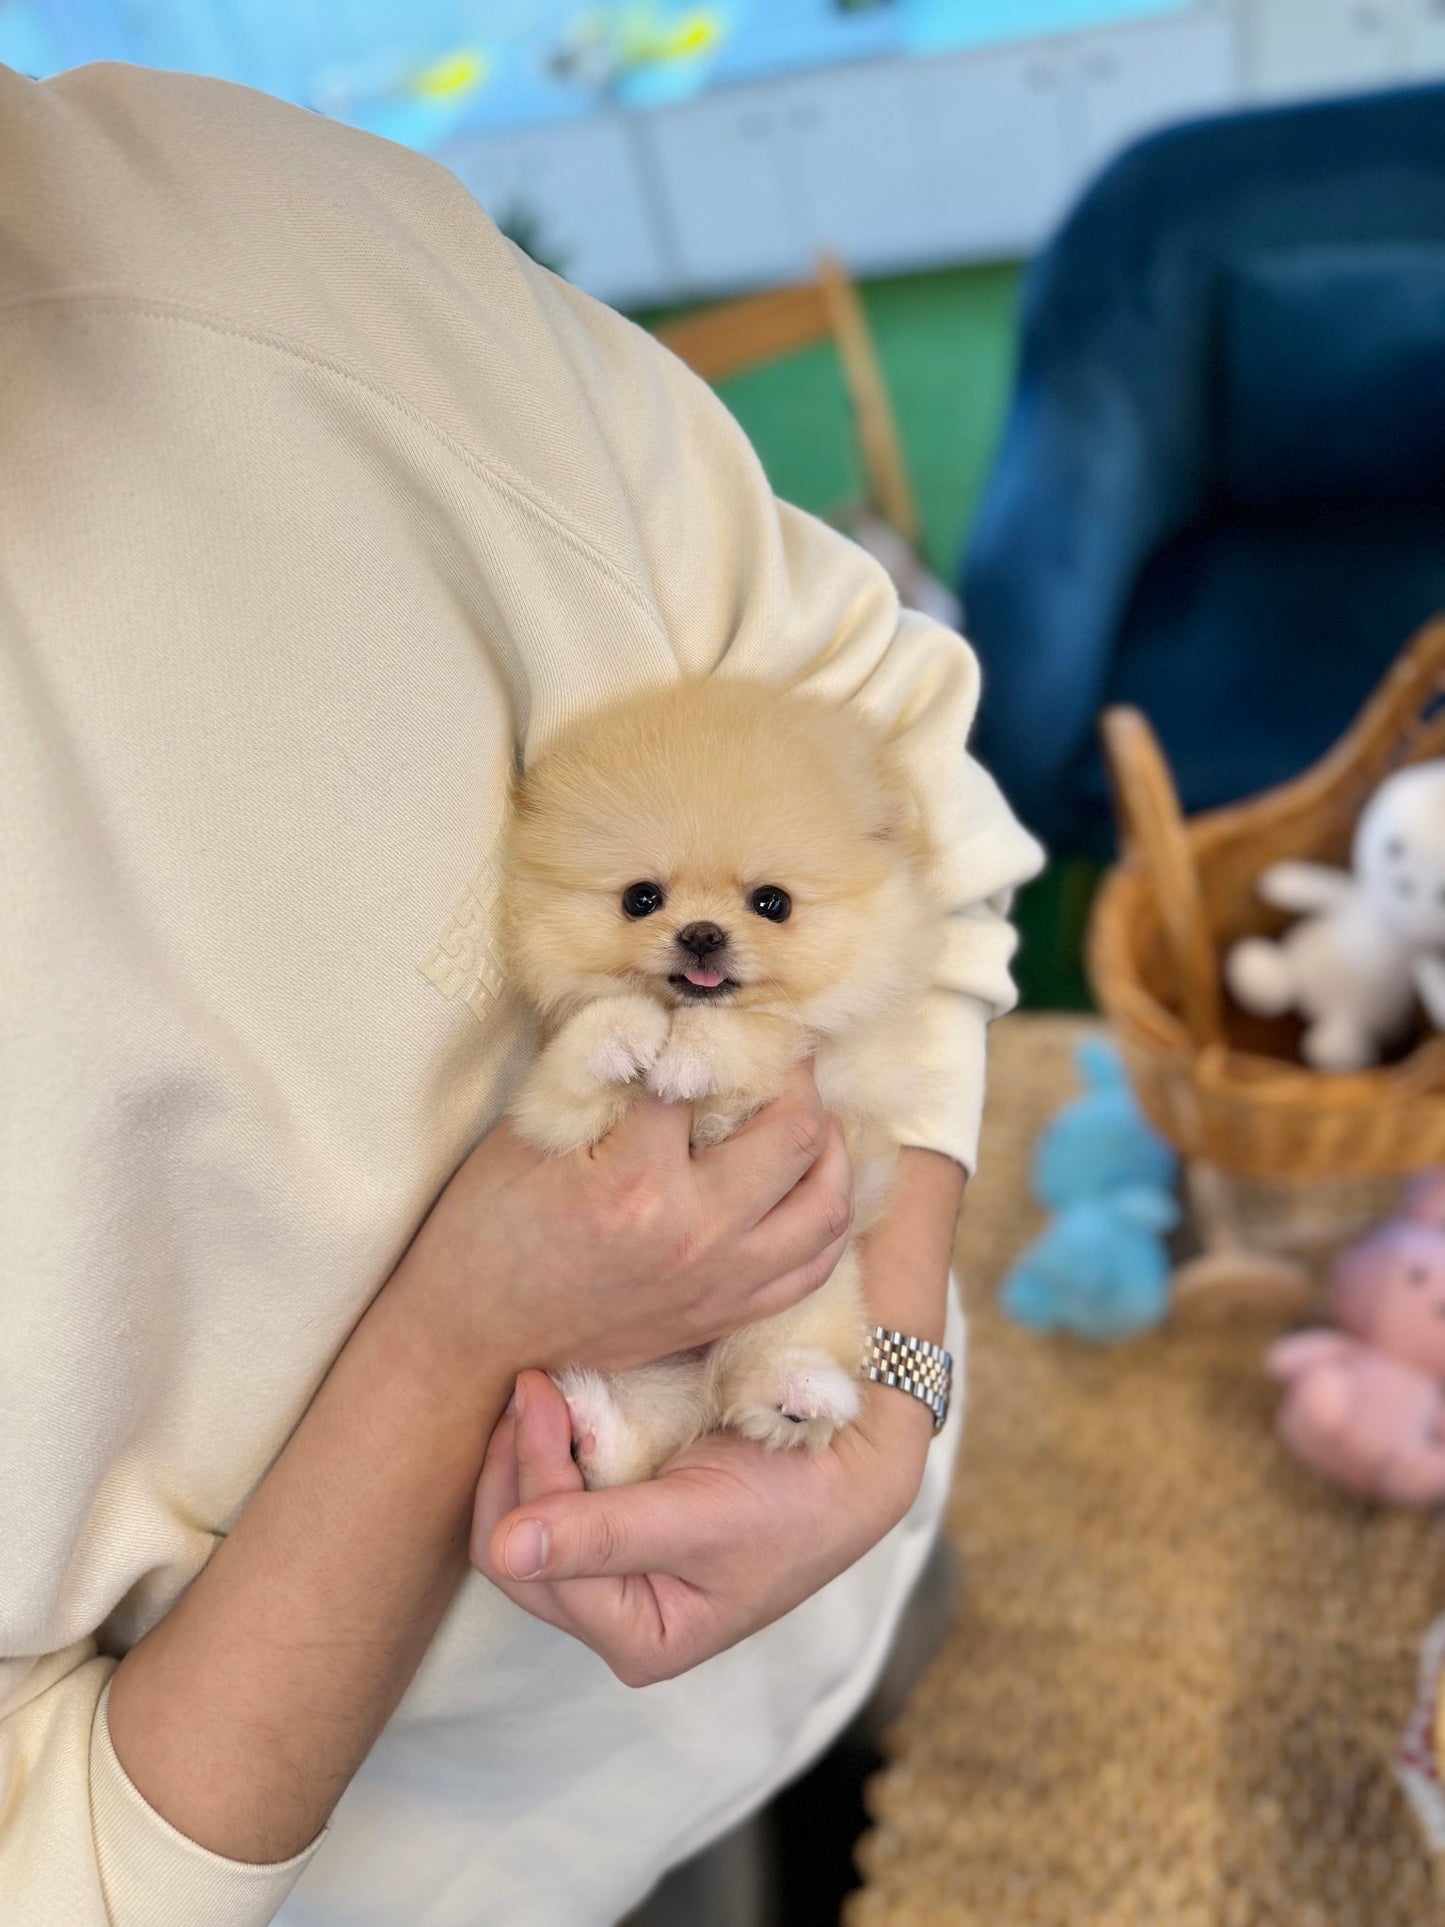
1268,1172,1445,1506
1405,1169,1445,1229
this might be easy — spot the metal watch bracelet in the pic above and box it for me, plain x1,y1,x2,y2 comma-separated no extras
860,1325,953,1432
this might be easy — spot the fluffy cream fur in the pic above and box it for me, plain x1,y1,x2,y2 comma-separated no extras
502,678,944,1486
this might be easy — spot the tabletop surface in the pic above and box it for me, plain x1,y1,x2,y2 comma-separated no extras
849,1014,1445,1927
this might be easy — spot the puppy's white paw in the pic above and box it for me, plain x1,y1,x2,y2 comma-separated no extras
575,997,670,1092
553,1368,663,1490
649,1039,721,1103
727,1347,862,1455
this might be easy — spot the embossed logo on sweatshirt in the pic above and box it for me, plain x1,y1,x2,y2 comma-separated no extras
419,856,505,1024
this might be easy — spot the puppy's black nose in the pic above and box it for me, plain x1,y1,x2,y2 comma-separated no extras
677,921,727,959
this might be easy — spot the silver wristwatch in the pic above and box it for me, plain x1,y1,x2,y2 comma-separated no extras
861,1326,953,1432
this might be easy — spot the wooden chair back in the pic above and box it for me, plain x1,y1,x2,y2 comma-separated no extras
653,252,920,547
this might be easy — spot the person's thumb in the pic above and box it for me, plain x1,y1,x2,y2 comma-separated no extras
492,1474,694,1582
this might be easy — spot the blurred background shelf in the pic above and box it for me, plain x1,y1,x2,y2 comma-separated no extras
433,0,1445,310
16,3,1445,311
444,6,1240,309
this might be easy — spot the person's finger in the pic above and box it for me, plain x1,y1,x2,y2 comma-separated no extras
483,1371,584,1584
469,1392,592,1637
735,1114,853,1295
742,1224,852,1327
469,1406,521,1571
600,1084,699,1168
489,1459,765,1585
514,1370,583,1507
693,1060,829,1228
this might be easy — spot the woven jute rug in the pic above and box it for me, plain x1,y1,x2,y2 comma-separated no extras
850,1014,1445,1927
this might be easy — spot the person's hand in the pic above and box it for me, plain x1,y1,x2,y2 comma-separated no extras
392,1061,853,1378
469,1364,935,1686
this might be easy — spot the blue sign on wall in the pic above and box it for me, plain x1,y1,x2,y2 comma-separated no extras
1,0,1191,149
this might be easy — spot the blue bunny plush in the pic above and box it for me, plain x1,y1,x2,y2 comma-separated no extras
1033,1036,1178,1209
1001,1188,1179,1343
1001,1037,1181,1343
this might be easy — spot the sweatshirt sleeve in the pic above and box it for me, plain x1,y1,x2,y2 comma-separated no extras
736,501,1047,1171
539,276,1047,1170
733,513,1046,1171
0,1650,323,1925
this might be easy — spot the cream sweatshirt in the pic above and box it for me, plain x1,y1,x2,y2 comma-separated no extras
0,60,1043,1927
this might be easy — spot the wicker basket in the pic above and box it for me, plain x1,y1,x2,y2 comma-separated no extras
1088,617,1445,1183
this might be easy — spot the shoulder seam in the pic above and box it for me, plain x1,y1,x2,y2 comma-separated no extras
0,288,665,635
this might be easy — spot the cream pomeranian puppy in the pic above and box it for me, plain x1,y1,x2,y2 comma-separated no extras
502,678,944,1488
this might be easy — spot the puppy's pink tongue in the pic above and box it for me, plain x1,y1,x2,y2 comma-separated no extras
683,964,726,988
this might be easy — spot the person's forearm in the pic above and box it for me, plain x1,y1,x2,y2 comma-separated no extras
842,1146,966,1489
860,1147,965,1345
106,1259,508,1865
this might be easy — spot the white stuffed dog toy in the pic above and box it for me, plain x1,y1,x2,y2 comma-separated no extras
1225,760,1445,1072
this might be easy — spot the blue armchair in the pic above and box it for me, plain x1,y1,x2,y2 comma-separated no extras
963,84,1445,855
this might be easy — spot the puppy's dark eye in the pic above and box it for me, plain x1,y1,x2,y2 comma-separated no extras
1387,837,1406,859
748,885,791,923
621,881,665,919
